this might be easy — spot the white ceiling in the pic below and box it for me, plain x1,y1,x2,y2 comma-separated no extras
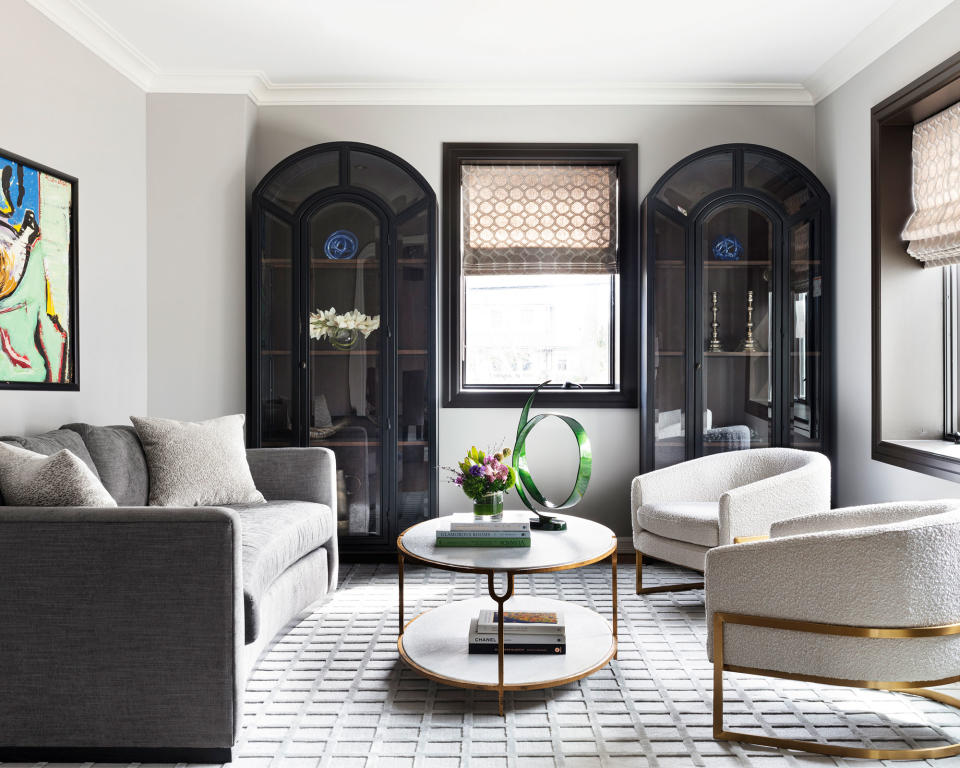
25,0,957,105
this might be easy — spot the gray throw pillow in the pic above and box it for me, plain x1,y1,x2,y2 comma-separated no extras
0,442,117,507
131,414,266,507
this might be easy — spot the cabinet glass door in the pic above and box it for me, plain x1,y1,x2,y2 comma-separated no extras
652,210,686,468
700,204,774,455
788,217,823,450
396,207,432,531
259,212,296,446
306,200,384,538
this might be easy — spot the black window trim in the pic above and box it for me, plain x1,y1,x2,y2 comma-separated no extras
441,142,639,408
871,49,960,482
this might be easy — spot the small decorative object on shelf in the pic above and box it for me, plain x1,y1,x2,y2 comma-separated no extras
445,445,517,520
738,290,759,352
323,229,359,260
512,381,592,532
309,307,380,350
711,234,743,261
708,291,723,351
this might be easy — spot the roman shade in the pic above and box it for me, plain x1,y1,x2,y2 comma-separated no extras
901,99,960,267
461,164,618,275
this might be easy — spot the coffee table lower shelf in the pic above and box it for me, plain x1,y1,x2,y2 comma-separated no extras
398,596,615,696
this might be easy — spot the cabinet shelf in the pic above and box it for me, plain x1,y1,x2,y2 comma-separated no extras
311,440,382,447
262,349,427,356
654,260,775,268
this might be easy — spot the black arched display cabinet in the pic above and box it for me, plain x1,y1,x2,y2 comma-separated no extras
248,142,437,556
640,144,832,472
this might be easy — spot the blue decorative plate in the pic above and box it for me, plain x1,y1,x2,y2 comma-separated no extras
711,235,743,261
324,229,359,260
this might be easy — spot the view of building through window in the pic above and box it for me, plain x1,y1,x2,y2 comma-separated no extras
463,273,617,386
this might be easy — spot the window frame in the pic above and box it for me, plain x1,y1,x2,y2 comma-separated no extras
442,143,639,408
871,50,960,482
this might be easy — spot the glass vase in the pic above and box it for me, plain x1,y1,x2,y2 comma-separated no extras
329,328,360,350
473,491,504,520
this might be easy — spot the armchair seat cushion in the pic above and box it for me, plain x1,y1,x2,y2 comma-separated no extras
638,501,719,547
229,500,335,643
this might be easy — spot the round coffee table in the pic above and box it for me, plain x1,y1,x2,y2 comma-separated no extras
396,513,618,715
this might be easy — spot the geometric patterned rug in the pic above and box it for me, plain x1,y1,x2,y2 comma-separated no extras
3,560,959,767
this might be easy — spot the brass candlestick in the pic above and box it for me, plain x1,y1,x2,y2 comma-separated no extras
708,291,722,351
739,290,759,352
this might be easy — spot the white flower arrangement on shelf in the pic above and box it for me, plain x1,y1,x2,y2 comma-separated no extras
309,307,380,349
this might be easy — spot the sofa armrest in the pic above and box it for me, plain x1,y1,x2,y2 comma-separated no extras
718,453,830,544
246,447,337,511
770,499,949,539
0,506,243,751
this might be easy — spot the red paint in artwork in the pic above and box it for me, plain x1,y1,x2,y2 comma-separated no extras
0,326,31,368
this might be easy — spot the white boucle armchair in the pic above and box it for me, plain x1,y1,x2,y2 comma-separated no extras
706,500,960,760
630,448,831,593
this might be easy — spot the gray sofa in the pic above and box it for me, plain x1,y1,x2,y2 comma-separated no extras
0,423,338,763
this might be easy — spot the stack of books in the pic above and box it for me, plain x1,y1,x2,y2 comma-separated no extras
468,610,566,654
434,514,531,547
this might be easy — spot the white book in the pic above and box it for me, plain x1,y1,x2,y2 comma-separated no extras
436,529,530,538
448,512,531,532
475,609,565,635
468,618,565,644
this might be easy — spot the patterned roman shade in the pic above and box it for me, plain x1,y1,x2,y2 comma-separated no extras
461,164,618,275
901,100,960,267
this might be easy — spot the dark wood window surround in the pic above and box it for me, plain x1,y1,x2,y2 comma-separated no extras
441,143,639,408
872,50,960,482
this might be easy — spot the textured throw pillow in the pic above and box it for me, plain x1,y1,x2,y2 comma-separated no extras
0,442,117,507
131,414,266,507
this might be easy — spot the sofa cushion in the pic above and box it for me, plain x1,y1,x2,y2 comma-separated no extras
229,500,335,643
132,414,265,507
637,501,720,548
63,423,149,506
0,442,116,507
0,429,99,476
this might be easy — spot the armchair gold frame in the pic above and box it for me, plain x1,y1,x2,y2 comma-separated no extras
635,538,765,595
713,611,960,760
634,551,703,594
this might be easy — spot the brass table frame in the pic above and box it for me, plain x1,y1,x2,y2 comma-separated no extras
397,525,618,716
713,611,960,760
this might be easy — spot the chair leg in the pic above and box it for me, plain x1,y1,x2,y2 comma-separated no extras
635,551,704,595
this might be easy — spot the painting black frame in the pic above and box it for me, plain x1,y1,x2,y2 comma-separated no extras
441,142,639,409
0,147,79,392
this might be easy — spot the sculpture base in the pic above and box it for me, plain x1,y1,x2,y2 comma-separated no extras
530,516,567,531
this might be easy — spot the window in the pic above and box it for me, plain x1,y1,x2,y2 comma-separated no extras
442,144,638,407
872,50,960,481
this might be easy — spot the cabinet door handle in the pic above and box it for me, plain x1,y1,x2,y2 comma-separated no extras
695,362,702,371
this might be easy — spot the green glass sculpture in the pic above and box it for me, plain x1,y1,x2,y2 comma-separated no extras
511,381,593,531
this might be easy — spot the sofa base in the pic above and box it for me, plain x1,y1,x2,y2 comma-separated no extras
0,746,231,763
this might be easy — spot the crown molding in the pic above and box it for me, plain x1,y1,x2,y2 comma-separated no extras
29,0,947,108
156,76,815,107
25,0,158,90
804,0,956,103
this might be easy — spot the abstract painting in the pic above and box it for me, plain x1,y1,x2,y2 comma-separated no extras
0,149,77,389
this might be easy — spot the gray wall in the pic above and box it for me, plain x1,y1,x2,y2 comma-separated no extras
251,105,816,536
146,94,254,420
815,1,960,504
1,2,147,435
